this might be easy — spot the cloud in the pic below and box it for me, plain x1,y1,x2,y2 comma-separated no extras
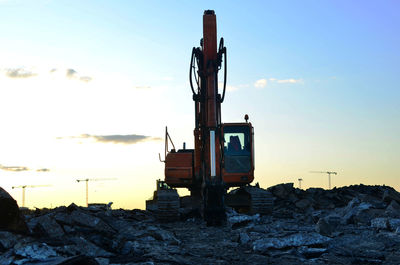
65,68,92,82
4,68,37,78
36,168,50,172
2,67,92,82
254,79,267,88
254,77,303,88
79,76,92,82
0,164,29,172
58,134,162,145
276,78,302,84
66,68,78,78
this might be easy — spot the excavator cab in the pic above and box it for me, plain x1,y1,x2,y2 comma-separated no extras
221,123,254,187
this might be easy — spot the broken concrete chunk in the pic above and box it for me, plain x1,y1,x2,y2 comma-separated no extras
388,218,400,231
316,218,333,237
69,236,113,257
385,200,400,218
0,187,28,233
228,214,260,228
239,232,251,245
370,217,388,229
28,214,64,237
253,232,331,252
295,199,311,210
14,242,58,261
69,210,115,235
383,189,400,204
268,183,294,199
297,246,327,258
120,240,140,255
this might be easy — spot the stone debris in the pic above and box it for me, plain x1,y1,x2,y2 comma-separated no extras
371,217,389,230
0,187,28,233
0,183,399,264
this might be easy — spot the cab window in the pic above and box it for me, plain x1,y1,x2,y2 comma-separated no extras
223,125,251,173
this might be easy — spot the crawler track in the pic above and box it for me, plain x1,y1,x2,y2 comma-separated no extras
155,189,180,222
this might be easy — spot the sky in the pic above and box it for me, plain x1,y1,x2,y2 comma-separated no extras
0,0,399,209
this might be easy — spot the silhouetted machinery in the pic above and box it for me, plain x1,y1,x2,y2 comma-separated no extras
146,10,273,225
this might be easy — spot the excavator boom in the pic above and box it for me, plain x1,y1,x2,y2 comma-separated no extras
147,10,273,225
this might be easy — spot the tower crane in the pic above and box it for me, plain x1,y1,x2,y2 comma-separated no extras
11,185,51,207
310,171,337,189
76,178,117,207
298,178,303,189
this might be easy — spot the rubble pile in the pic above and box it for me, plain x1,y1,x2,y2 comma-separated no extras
1,184,400,264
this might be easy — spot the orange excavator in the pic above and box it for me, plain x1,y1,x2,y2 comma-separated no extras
147,10,273,225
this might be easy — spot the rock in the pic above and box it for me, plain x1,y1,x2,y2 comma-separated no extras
95,257,109,265
295,198,311,210
329,234,386,261
0,231,21,250
371,217,388,229
383,189,400,204
68,236,113,257
0,249,14,265
253,232,331,252
268,183,294,199
239,232,250,245
69,210,116,235
228,213,260,228
14,242,58,261
386,200,400,217
120,240,141,255
297,246,327,258
0,187,28,233
0,183,399,264
388,218,400,231
59,255,101,265
27,214,64,237
340,199,382,225
315,218,332,237
146,226,180,245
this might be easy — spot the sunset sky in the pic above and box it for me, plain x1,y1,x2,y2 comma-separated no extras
1,1,399,209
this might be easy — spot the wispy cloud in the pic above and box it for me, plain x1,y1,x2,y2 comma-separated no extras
254,79,267,88
58,134,162,145
2,66,92,82
254,77,303,88
79,76,92,82
65,68,92,82
276,78,302,84
0,164,29,172
4,68,37,78
36,168,50,172
66,68,78,78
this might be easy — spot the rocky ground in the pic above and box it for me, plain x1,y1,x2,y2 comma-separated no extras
1,183,400,264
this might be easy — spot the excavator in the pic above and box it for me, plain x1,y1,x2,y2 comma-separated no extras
146,10,273,225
